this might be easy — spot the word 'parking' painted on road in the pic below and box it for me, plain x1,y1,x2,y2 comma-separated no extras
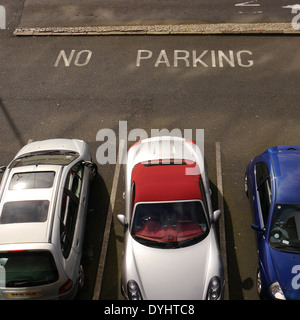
136,50,254,68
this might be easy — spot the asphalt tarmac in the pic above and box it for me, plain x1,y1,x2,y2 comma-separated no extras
0,0,300,302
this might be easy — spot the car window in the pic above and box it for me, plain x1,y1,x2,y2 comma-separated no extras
255,162,271,226
131,200,209,249
1,200,49,224
199,178,209,215
60,163,84,258
130,182,135,216
9,151,79,168
269,203,300,253
0,250,59,288
9,172,55,190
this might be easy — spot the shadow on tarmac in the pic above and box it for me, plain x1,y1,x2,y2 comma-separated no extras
77,171,110,300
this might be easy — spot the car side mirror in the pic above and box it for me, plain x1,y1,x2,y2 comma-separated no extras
213,209,221,223
0,166,6,174
117,214,128,227
251,224,265,233
83,161,95,168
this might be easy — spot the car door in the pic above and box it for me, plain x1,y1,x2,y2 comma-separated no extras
60,162,87,277
253,159,276,292
254,161,272,230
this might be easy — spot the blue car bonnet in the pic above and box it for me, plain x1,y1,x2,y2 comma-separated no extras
270,247,300,299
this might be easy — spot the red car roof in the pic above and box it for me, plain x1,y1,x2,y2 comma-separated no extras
131,160,203,204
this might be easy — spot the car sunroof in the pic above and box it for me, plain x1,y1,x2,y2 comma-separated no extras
9,172,55,190
0,200,49,224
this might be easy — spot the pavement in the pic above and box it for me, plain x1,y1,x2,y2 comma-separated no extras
11,0,300,35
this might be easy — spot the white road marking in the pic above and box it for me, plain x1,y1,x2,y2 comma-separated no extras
235,1,260,7
92,139,125,300
136,49,254,68
216,142,228,299
54,49,92,67
282,4,300,9
0,5,5,30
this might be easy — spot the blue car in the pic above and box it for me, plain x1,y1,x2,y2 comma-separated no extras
245,145,300,300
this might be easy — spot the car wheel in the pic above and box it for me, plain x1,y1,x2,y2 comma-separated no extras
256,268,262,298
244,173,248,197
78,264,85,289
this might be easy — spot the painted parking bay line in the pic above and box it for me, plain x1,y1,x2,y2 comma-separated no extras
216,142,228,300
92,139,125,300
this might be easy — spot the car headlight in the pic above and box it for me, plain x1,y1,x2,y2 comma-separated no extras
127,280,142,300
269,282,286,300
207,276,222,300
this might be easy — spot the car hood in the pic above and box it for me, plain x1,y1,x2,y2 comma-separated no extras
130,234,215,300
270,247,300,299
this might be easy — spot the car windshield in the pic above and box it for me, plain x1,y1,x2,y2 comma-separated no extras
0,251,59,288
269,203,300,253
9,151,79,168
131,200,209,249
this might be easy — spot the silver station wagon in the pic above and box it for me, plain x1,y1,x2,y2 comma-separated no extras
0,139,97,299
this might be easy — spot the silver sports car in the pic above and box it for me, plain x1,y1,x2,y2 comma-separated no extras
118,136,224,300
